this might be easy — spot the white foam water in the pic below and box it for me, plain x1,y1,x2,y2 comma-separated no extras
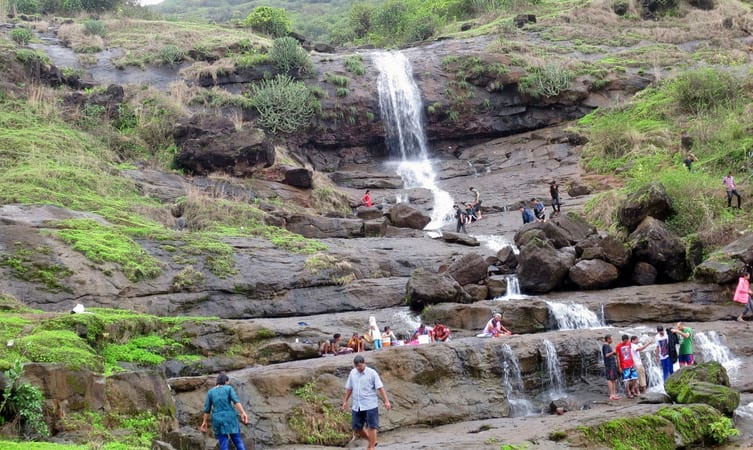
472,236,518,254
373,52,454,230
392,309,422,338
499,275,525,300
542,339,566,399
696,331,742,379
546,302,605,330
735,402,753,420
502,344,537,417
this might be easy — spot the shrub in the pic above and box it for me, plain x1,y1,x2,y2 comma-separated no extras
243,6,291,38
18,330,101,371
235,52,270,68
269,36,312,76
249,75,316,134
344,55,365,76
668,68,740,115
82,19,105,37
159,44,184,65
348,2,374,38
336,87,349,97
407,12,437,42
325,73,350,87
10,28,33,45
10,0,39,14
14,49,49,66
0,361,49,438
519,64,574,98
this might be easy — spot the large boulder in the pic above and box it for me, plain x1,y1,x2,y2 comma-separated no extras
174,115,274,177
515,222,570,249
694,234,753,284
447,253,488,286
496,247,518,274
486,275,508,298
549,213,597,244
618,182,674,231
517,240,575,293
406,269,471,311
665,361,739,415
463,284,488,301
388,203,431,230
568,259,619,289
286,214,364,238
281,166,313,189
631,262,658,285
355,206,383,220
441,232,480,246
629,217,689,282
575,235,631,268
665,361,731,389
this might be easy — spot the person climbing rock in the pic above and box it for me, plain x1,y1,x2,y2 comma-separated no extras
200,373,249,450
615,334,639,398
454,204,467,233
520,205,535,225
342,355,391,450
672,322,694,366
469,187,482,220
723,172,741,209
630,335,651,393
655,326,674,382
734,270,753,322
683,152,697,172
549,180,561,214
361,190,373,208
602,335,620,401
532,198,546,222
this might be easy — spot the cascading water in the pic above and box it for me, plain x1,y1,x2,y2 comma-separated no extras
392,309,421,339
373,52,454,230
696,331,741,378
502,344,537,417
542,339,566,399
546,302,605,330
499,275,524,300
473,237,517,253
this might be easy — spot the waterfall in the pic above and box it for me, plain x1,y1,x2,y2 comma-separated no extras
499,275,524,300
391,309,421,339
502,344,537,417
696,331,741,378
373,52,454,230
546,302,605,330
472,237,518,254
542,339,566,399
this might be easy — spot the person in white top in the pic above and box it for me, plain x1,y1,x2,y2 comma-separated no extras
629,336,652,393
342,355,391,450
368,316,382,350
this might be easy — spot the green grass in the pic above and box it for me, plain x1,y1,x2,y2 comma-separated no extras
344,54,365,76
0,442,89,450
17,330,103,371
102,334,182,374
579,68,753,239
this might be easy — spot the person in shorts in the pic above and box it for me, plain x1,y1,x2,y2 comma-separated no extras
602,335,620,401
630,335,652,393
672,322,694,366
342,355,391,450
615,334,639,398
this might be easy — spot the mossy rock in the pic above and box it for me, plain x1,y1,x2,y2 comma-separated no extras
665,361,730,395
671,381,740,415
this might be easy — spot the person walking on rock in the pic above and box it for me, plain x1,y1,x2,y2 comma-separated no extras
200,373,249,450
672,322,694,367
723,172,741,209
655,326,674,382
734,270,753,322
550,180,562,215
342,355,391,450
469,187,482,220
454,204,467,233
630,335,651,393
615,334,639,398
602,335,620,401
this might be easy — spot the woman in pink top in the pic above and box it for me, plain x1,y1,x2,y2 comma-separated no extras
723,172,741,209
734,271,753,322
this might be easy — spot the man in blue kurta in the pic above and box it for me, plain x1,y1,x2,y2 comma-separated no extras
342,355,391,450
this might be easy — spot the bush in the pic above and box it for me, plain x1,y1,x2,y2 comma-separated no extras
159,44,184,65
249,75,317,134
82,19,106,37
519,64,574,98
243,6,291,38
668,68,741,115
348,2,374,38
0,361,49,438
269,37,312,76
14,49,49,66
10,28,33,45
344,55,365,76
10,0,39,14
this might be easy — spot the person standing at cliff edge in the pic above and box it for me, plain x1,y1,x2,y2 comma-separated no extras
342,355,391,450
200,373,249,450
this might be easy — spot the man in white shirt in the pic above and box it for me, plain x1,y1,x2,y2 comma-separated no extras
342,355,391,450
630,335,652,393
655,326,674,381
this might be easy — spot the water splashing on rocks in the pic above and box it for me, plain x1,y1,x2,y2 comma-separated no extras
542,339,566,399
502,344,537,417
546,302,605,330
696,331,741,379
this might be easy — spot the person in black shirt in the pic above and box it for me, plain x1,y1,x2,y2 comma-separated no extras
453,204,467,233
602,335,621,401
550,181,561,215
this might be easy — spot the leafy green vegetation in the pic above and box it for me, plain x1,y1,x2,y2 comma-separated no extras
0,442,88,450
249,74,318,133
580,68,753,240
344,54,365,75
288,381,350,445
0,247,72,292
269,36,312,76
519,64,574,98
83,19,107,37
243,5,291,37
14,49,50,67
102,334,185,374
18,330,102,371
0,360,48,438
61,410,160,449
159,44,185,65
10,28,33,45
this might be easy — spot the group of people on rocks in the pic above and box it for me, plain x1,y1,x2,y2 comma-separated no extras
601,322,694,401
453,187,483,233
319,318,453,356
520,180,562,225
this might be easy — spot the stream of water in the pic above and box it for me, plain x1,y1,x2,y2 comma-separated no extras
373,52,454,230
502,344,537,417
542,339,566,399
546,302,605,330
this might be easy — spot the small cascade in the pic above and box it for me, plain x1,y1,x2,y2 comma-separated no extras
696,331,741,378
542,339,566,399
501,275,523,300
391,309,421,340
373,52,454,230
637,334,665,393
546,302,605,330
467,161,479,177
472,236,516,253
599,304,606,325
395,193,407,204
735,402,753,420
502,344,537,417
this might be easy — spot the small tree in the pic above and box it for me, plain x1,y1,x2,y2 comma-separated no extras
243,6,291,38
269,36,312,76
249,75,316,134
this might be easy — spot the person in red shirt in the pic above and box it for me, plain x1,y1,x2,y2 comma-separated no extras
361,190,373,207
615,334,639,398
431,321,451,342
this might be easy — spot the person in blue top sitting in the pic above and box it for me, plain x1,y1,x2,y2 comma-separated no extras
200,372,249,450
532,198,546,222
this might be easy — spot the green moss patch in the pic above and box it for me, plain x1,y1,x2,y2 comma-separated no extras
0,247,72,292
17,330,102,371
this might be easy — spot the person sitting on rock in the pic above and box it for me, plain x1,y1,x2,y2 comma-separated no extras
532,198,546,222
454,204,468,234
382,326,397,348
431,321,451,342
361,190,373,207
482,313,511,337
469,187,483,220
412,324,431,342
348,332,365,353
465,203,478,223
520,206,535,225
320,333,349,356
